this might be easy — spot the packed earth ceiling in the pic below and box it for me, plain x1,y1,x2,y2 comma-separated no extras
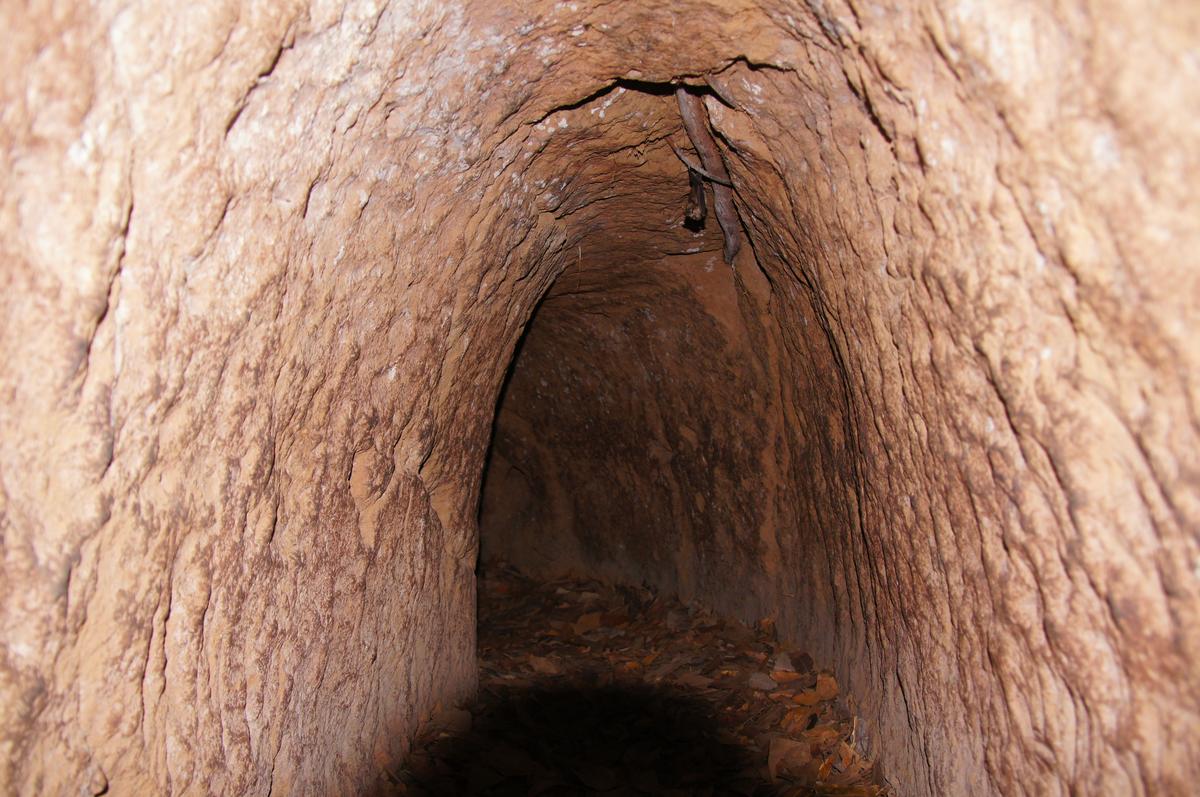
1,0,1198,794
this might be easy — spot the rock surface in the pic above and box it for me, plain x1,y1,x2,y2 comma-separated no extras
1,0,1198,795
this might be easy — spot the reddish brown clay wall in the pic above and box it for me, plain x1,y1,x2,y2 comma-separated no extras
2,1,1198,795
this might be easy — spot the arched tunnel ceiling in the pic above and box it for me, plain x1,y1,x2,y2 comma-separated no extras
1,1,1198,795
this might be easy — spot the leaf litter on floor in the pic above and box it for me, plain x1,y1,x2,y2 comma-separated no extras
387,563,891,796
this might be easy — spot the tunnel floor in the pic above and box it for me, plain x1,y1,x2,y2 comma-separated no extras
384,566,889,796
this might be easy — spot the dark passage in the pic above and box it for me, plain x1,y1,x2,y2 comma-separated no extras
398,684,753,795
379,568,888,796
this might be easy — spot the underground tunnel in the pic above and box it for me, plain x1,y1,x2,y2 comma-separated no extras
2,1,1199,795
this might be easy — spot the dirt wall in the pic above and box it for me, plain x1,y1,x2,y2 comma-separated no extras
2,0,1198,794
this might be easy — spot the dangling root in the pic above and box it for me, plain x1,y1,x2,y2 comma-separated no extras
675,87,742,264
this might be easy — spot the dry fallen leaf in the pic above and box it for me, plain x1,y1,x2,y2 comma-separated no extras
767,736,813,781
676,671,714,689
815,672,838,700
804,723,847,749
792,689,822,707
573,612,602,634
749,672,778,691
527,655,560,675
839,741,855,769
781,707,816,735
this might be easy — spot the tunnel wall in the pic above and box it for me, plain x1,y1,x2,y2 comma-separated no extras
476,3,1200,796
0,2,560,792
2,0,1198,795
